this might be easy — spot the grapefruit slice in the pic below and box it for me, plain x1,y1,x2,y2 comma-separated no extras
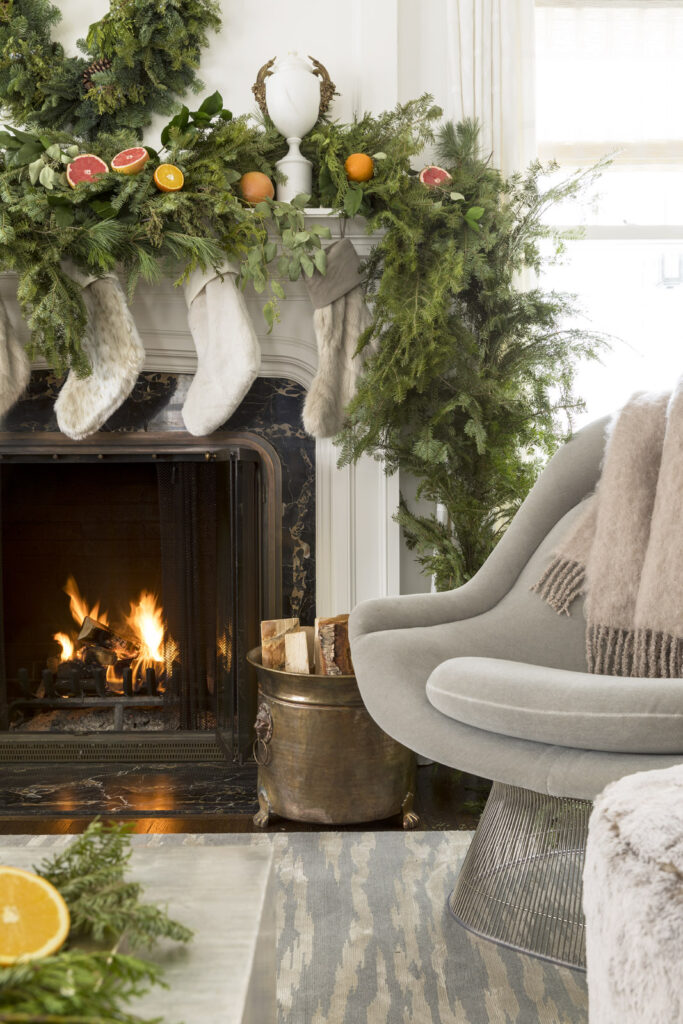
0,865,70,964
111,146,150,175
66,154,108,188
418,165,453,187
154,163,184,192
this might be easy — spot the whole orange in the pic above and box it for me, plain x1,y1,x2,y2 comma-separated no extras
240,171,275,204
344,153,374,183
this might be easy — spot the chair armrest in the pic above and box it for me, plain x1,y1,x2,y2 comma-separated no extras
350,416,608,638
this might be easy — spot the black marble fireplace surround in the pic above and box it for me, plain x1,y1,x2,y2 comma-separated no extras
0,372,315,767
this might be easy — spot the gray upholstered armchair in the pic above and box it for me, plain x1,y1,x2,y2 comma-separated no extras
349,416,683,969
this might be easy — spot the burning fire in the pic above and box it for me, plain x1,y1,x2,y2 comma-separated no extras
52,577,168,689
53,576,108,662
65,575,109,628
126,591,165,678
53,632,74,662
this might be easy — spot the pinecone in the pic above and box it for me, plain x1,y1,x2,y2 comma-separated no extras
82,58,113,93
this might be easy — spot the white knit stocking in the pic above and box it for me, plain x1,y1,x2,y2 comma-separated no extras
182,265,260,436
55,273,145,441
0,295,30,417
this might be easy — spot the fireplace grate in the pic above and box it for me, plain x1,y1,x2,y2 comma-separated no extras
0,732,224,762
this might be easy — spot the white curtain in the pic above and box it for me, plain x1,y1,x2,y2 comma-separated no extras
397,0,536,174
444,0,536,175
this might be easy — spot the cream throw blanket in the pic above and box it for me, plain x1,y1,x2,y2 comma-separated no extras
533,382,683,677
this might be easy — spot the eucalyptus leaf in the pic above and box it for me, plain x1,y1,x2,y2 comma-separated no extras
28,157,44,185
312,247,327,274
0,131,21,149
373,152,387,160
290,193,310,210
288,257,301,281
13,142,43,166
39,164,54,189
344,186,363,217
199,90,223,115
449,192,465,201
300,253,314,278
271,280,285,299
45,143,61,160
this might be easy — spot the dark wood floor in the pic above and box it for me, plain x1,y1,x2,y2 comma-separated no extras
0,763,490,835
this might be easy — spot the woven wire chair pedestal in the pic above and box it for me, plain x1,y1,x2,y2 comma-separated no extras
449,781,592,970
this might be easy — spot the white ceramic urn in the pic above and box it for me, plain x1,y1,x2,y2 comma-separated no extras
265,54,321,203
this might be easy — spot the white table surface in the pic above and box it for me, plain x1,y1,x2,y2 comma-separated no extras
0,840,276,1024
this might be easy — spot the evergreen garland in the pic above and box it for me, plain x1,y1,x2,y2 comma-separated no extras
0,101,328,374
0,0,221,140
326,116,607,588
0,820,192,1023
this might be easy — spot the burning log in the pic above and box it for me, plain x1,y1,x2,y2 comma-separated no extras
77,616,139,662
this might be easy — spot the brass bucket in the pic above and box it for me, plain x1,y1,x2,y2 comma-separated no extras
247,646,419,828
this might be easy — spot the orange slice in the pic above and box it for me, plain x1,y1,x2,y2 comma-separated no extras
153,163,184,192
111,146,150,175
0,865,70,964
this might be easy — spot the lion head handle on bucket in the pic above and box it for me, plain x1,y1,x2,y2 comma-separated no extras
253,701,273,766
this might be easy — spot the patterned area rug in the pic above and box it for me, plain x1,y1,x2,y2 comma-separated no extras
277,831,587,1024
1,831,587,1023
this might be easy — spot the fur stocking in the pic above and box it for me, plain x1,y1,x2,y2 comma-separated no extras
303,238,371,439
182,264,260,436
0,295,30,418
303,286,371,438
55,269,145,440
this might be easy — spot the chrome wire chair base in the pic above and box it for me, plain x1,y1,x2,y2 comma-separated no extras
449,781,592,970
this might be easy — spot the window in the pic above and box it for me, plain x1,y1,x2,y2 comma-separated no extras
535,1,683,426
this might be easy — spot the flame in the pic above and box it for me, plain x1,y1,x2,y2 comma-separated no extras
126,591,165,678
53,631,74,662
50,577,169,689
63,574,109,628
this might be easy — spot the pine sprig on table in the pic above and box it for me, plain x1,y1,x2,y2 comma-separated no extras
37,821,193,950
0,951,163,1023
0,821,192,1024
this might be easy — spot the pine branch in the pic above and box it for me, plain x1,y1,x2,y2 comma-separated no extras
37,821,193,950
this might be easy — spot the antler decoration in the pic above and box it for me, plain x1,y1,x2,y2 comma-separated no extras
308,56,337,116
251,55,337,120
252,57,276,117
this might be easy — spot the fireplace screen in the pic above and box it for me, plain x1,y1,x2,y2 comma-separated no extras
0,442,273,760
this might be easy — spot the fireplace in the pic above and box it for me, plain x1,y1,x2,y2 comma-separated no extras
0,372,316,764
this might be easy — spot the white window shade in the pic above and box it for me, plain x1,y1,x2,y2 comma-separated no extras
536,3,683,163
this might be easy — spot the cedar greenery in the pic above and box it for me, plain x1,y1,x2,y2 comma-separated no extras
0,820,191,1023
0,0,221,140
325,115,607,589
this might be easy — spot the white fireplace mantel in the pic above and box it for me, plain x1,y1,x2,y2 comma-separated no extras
0,215,400,617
